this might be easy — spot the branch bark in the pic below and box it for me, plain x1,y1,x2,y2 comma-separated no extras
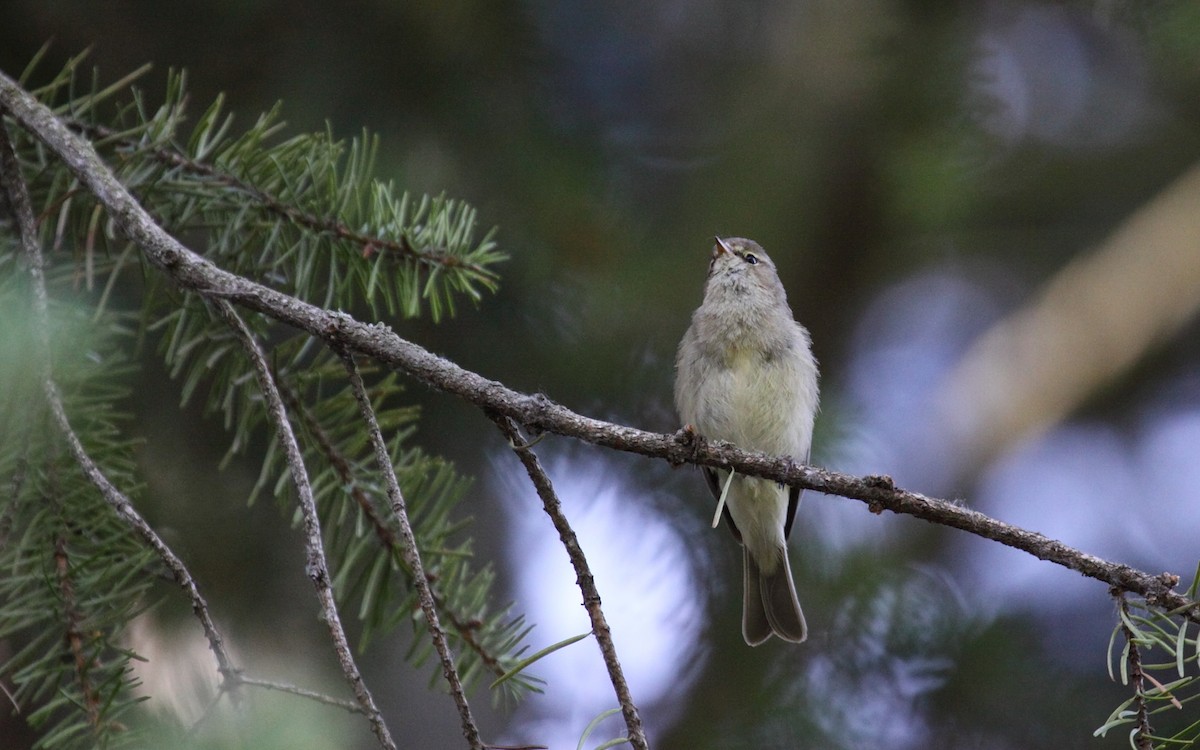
0,118,241,691
493,415,648,750
216,300,395,750
342,350,484,750
1117,594,1155,750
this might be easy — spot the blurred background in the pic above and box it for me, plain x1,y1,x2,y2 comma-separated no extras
4,1,1200,748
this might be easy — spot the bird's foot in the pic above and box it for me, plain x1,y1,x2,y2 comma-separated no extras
670,424,704,466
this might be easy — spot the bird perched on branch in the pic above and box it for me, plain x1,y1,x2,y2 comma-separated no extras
675,236,819,645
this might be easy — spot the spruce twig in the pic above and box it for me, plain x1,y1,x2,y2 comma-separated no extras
0,117,240,693
214,300,395,750
342,349,484,750
491,415,647,750
1119,594,1156,750
74,119,497,279
278,376,512,681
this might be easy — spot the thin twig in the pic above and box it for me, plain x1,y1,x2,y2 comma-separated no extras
0,118,240,692
187,671,368,737
340,349,484,750
277,377,396,547
213,300,395,750
185,686,226,736
1118,594,1155,750
54,534,99,728
237,676,366,715
279,378,508,679
491,414,648,750
1,66,1191,621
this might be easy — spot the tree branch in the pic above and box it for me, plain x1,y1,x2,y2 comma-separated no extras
278,377,511,679
53,534,100,729
11,67,1200,750
492,415,648,750
0,65,1191,623
72,120,496,278
236,676,366,715
214,300,395,750
1118,594,1155,750
0,117,241,692
341,349,484,750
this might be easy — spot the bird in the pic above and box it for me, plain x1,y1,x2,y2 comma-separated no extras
674,236,819,645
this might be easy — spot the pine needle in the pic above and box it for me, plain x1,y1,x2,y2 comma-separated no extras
712,468,736,529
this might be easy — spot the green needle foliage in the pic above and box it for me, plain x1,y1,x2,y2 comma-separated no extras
1,50,531,748
0,274,154,749
1098,571,1200,749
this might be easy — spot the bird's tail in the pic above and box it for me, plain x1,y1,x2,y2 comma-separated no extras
742,546,807,646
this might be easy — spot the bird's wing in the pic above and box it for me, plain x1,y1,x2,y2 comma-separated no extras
783,450,809,540
785,485,800,540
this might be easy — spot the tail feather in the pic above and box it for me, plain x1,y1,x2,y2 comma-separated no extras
742,549,772,646
761,549,807,643
742,546,807,646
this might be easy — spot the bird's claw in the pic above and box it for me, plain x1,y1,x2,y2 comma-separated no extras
671,424,704,466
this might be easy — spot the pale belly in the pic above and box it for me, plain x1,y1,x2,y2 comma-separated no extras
691,350,812,460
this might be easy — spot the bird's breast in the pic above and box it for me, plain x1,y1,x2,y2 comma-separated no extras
692,346,815,459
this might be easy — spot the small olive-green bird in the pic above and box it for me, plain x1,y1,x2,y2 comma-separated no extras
674,236,819,645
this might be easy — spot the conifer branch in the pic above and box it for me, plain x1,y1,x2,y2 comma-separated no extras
1118,594,1155,750
53,535,100,730
491,415,648,750
279,377,511,680
214,299,395,750
278,377,396,546
73,119,497,280
342,350,484,750
0,118,241,693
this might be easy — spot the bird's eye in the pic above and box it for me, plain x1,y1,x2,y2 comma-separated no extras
743,253,759,265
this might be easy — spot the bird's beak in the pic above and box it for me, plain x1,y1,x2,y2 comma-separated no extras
713,236,732,256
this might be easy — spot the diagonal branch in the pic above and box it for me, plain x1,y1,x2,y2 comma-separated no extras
492,415,648,750
213,300,395,750
0,117,240,692
278,378,510,679
340,349,484,750
0,66,1192,622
